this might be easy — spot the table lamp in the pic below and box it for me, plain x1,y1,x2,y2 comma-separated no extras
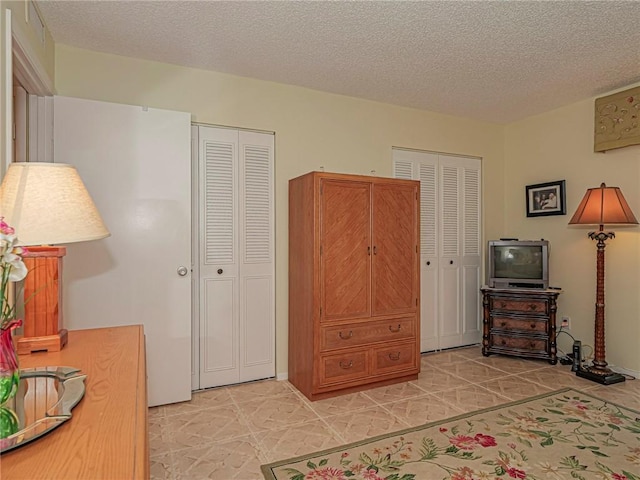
568,182,638,384
0,162,110,354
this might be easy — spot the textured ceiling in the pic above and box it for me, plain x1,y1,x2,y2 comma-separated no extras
35,0,640,124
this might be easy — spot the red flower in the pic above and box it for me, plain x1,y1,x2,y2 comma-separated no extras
474,433,497,447
451,467,474,480
304,467,347,480
507,467,527,479
362,469,383,480
612,474,628,480
439,427,448,433
450,435,478,450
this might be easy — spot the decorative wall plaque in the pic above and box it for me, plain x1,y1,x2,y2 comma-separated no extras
594,85,640,152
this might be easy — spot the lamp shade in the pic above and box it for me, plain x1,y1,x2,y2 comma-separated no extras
0,162,110,246
569,183,638,227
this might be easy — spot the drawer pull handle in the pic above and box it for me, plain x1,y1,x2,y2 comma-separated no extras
339,331,353,340
388,352,401,361
500,321,506,327
501,340,506,345
339,360,353,369
529,304,538,311
389,324,402,333
530,342,536,348
426,261,431,266
530,323,536,329
500,302,506,308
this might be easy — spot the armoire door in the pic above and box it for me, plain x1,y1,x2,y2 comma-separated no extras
371,182,419,317
320,179,371,322
194,125,275,390
393,149,482,352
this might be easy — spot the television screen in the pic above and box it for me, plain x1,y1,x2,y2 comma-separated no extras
493,245,543,280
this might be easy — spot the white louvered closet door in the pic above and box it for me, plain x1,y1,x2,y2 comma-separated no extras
195,126,275,389
393,149,481,352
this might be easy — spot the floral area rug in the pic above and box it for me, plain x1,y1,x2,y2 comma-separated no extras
261,388,640,480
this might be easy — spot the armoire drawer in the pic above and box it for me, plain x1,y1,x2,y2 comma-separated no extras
490,297,548,315
490,334,547,353
374,342,417,375
318,350,370,386
490,316,547,334
320,317,415,352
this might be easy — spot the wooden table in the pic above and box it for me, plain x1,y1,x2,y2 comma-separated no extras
1,325,148,479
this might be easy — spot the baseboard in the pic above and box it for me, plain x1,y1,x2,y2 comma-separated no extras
276,371,288,381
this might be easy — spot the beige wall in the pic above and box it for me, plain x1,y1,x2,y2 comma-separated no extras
504,89,640,373
0,1,55,178
5,0,55,83
1,6,9,178
54,45,506,375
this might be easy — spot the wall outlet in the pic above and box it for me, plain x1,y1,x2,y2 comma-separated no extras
561,316,570,328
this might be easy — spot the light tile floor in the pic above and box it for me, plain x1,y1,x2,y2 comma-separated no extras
149,346,640,479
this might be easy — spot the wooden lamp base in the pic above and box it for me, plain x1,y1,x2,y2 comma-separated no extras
16,246,68,355
17,329,68,355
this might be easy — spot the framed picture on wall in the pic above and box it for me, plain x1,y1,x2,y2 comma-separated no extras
526,180,566,217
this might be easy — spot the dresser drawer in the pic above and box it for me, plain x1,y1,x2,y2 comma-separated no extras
490,297,548,315
491,316,547,333
490,333,547,352
374,342,417,375
319,350,370,386
320,317,415,351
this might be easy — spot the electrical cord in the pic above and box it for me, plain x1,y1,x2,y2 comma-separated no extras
555,327,594,365
555,326,575,342
554,327,634,379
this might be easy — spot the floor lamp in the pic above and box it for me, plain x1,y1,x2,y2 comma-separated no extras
0,162,110,354
568,183,638,384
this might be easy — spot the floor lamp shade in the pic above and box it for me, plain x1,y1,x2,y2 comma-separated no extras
569,183,638,227
568,183,638,385
0,162,110,354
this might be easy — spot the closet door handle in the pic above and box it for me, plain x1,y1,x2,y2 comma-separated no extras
339,360,353,369
339,331,353,340
426,261,431,266
368,246,371,256
373,246,377,255
389,324,401,333
449,260,453,265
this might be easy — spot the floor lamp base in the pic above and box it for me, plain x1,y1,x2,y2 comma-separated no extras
576,365,626,385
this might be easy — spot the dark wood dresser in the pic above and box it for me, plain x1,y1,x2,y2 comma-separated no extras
481,287,561,364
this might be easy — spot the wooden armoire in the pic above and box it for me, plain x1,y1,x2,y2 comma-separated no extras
289,171,420,400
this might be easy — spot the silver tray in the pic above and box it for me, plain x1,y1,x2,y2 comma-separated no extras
0,366,86,453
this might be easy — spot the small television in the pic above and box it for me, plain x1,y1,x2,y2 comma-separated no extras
487,240,549,289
